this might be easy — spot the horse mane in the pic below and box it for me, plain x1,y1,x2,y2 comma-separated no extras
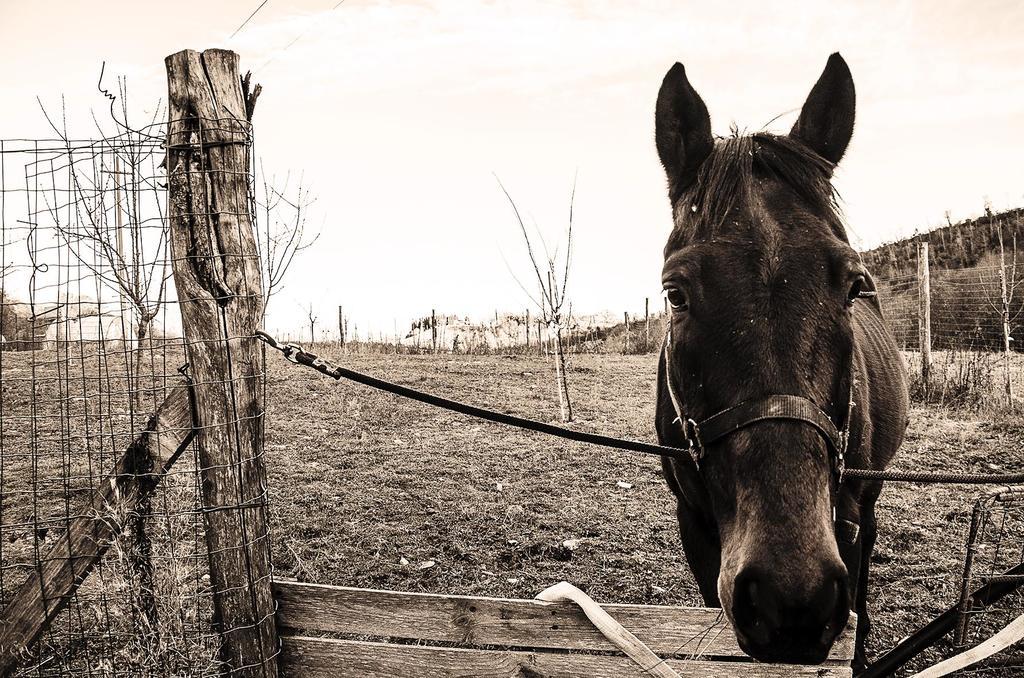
668,132,848,248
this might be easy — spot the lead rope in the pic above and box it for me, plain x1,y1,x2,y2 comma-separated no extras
253,329,1024,485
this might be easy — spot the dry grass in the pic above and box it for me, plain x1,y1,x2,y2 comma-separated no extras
263,348,1024,675
2,345,1023,675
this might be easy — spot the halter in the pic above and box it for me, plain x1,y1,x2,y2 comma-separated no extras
662,329,855,495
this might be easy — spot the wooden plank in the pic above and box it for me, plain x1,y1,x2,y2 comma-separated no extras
279,636,853,678
273,581,856,663
165,48,278,678
0,386,194,677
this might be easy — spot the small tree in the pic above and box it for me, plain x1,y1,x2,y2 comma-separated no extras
498,177,576,422
305,302,318,344
982,205,1023,408
255,165,319,313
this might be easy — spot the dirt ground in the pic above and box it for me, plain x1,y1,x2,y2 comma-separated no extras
2,345,1022,675
263,348,1024,675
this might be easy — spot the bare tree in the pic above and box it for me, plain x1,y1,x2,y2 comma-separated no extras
255,165,320,313
982,205,1023,408
305,302,318,344
40,84,170,410
498,177,576,422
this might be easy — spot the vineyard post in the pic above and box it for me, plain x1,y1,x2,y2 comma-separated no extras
995,226,1015,406
645,297,650,350
918,241,932,388
165,48,278,677
623,312,630,354
525,308,530,352
342,307,350,350
431,308,437,353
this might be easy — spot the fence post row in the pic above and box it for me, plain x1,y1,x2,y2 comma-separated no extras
165,48,279,678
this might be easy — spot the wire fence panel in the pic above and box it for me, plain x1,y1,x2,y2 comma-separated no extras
0,106,274,675
953,487,1024,674
874,256,1024,410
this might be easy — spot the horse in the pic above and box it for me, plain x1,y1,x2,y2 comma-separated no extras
653,53,909,670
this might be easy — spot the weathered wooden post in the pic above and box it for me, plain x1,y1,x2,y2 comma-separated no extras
917,241,931,389
644,297,650,350
338,305,345,347
431,308,437,353
995,225,1015,407
525,308,530,351
165,48,279,678
623,312,630,354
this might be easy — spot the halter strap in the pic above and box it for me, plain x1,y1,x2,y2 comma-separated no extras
662,331,851,484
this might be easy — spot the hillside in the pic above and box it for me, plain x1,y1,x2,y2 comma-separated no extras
861,207,1024,280
861,207,1024,354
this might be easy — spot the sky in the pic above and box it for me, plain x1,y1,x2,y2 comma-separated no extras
1,0,1022,338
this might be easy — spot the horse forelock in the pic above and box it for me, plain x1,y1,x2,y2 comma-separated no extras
665,132,847,254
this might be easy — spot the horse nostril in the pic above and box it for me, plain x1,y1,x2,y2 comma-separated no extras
746,579,759,611
733,568,778,645
733,566,849,662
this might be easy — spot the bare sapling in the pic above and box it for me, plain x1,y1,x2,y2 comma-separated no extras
42,92,169,415
983,206,1021,408
498,177,576,422
255,165,320,315
305,302,318,344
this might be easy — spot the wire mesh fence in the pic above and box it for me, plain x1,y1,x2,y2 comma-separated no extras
0,101,275,675
0,131,219,674
875,256,1024,410
953,487,1024,674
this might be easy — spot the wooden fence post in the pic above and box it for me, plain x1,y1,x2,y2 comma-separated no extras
165,48,279,678
525,308,530,351
995,227,1015,407
431,309,437,353
0,389,194,676
338,305,345,347
918,241,931,388
623,312,630,354
644,297,650,350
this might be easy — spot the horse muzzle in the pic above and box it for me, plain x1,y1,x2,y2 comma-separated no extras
728,562,850,664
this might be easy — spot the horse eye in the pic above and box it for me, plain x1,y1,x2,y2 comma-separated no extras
665,287,688,311
846,275,875,307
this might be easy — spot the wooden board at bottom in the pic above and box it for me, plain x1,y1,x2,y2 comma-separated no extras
273,581,855,663
280,635,853,678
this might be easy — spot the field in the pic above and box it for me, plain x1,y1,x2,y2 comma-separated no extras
264,348,1024,674
2,345,1023,675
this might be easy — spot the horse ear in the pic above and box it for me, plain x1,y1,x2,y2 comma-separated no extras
655,62,713,201
790,53,856,165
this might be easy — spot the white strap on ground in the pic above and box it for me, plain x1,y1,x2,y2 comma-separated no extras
535,581,681,678
910,611,1024,678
